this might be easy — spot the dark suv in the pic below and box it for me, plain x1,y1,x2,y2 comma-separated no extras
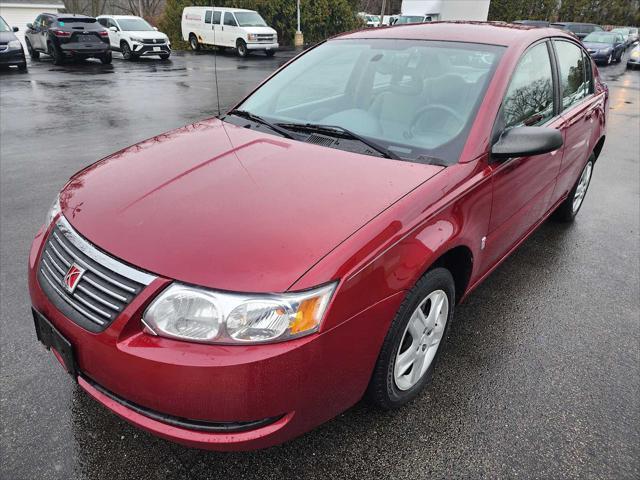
25,13,111,65
550,22,603,40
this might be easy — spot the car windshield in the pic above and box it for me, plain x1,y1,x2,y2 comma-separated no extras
236,39,504,165
234,12,267,27
584,32,616,43
395,16,426,24
0,16,10,32
118,18,154,31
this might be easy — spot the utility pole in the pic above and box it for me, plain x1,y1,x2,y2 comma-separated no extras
294,0,304,47
379,0,387,26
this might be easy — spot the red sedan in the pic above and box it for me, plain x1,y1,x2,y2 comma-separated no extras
28,22,607,451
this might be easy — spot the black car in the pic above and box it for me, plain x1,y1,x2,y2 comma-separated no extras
582,31,626,65
25,13,111,65
550,22,603,40
0,15,26,70
512,20,550,28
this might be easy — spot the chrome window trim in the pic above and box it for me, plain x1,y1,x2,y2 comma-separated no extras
56,215,157,286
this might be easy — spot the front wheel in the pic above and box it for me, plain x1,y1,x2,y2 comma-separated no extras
236,39,248,57
265,49,276,57
159,53,170,60
26,38,39,60
553,155,595,223
121,41,134,60
366,268,455,409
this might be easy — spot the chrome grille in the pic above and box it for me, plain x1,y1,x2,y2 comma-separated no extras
142,38,165,44
38,216,156,332
254,34,275,43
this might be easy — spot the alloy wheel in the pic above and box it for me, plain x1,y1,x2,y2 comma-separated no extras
572,160,593,214
394,290,449,391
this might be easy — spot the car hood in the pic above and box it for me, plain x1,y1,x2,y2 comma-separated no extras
126,30,167,39
60,119,443,292
583,42,612,50
242,26,277,35
0,31,18,43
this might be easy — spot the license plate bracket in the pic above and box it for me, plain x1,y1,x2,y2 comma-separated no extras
32,309,77,378
153,46,160,51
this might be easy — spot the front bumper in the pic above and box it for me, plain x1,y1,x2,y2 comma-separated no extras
28,223,402,451
627,56,640,66
587,50,613,62
0,48,26,66
246,42,278,51
131,43,170,56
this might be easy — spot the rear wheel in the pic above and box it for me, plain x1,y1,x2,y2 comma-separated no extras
236,39,248,57
265,49,276,57
367,268,455,409
189,34,200,51
49,43,63,65
26,38,39,60
100,51,112,64
553,154,595,223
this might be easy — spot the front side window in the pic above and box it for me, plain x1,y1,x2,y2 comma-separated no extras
502,42,554,128
554,40,589,110
237,39,504,165
223,13,237,27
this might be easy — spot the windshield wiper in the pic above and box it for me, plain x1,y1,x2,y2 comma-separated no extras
225,110,295,139
277,122,401,160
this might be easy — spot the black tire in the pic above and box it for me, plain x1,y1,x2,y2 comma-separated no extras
18,62,27,71
189,34,200,51
49,43,64,65
366,268,455,409
121,41,134,60
265,49,276,57
236,39,248,57
100,51,112,64
26,38,39,60
553,153,595,223
159,53,170,60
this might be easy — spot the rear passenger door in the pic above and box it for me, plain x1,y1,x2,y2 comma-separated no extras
484,41,564,266
551,40,601,203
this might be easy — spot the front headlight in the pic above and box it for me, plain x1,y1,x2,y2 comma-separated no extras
143,282,336,344
247,33,257,41
632,50,640,59
130,36,144,43
8,40,22,50
45,195,61,227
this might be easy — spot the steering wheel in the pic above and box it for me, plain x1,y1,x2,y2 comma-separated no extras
409,104,465,138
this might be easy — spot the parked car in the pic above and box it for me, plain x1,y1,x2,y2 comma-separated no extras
358,12,380,27
610,27,636,47
583,31,625,64
30,22,607,452
25,13,110,65
393,14,434,24
627,43,640,69
0,15,26,70
550,22,602,39
512,20,550,28
628,27,639,44
181,7,278,57
97,15,170,60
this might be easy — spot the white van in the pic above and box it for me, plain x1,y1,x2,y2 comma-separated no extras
181,7,278,57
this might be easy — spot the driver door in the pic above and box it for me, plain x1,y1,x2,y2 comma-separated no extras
483,41,564,267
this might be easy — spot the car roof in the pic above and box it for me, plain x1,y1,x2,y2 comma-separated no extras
183,6,254,12
53,13,95,19
550,22,598,26
336,21,576,47
98,15,145,19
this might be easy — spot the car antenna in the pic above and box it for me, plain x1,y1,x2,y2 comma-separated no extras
212,0,221,117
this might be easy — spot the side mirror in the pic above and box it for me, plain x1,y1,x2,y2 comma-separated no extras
108,26,118,32
13,26,19,32
26,23,33,30
153,26,158,31
491,126,563,160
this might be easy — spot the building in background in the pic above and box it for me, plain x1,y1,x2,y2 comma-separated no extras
401,0,490,21
0,0,64,46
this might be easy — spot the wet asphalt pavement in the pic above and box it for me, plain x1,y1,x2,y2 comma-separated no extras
1,47,639,479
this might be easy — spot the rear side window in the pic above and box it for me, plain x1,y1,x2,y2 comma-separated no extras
97,18,107,27
205,11,212,24
502,42,554,128
554,40,589,110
